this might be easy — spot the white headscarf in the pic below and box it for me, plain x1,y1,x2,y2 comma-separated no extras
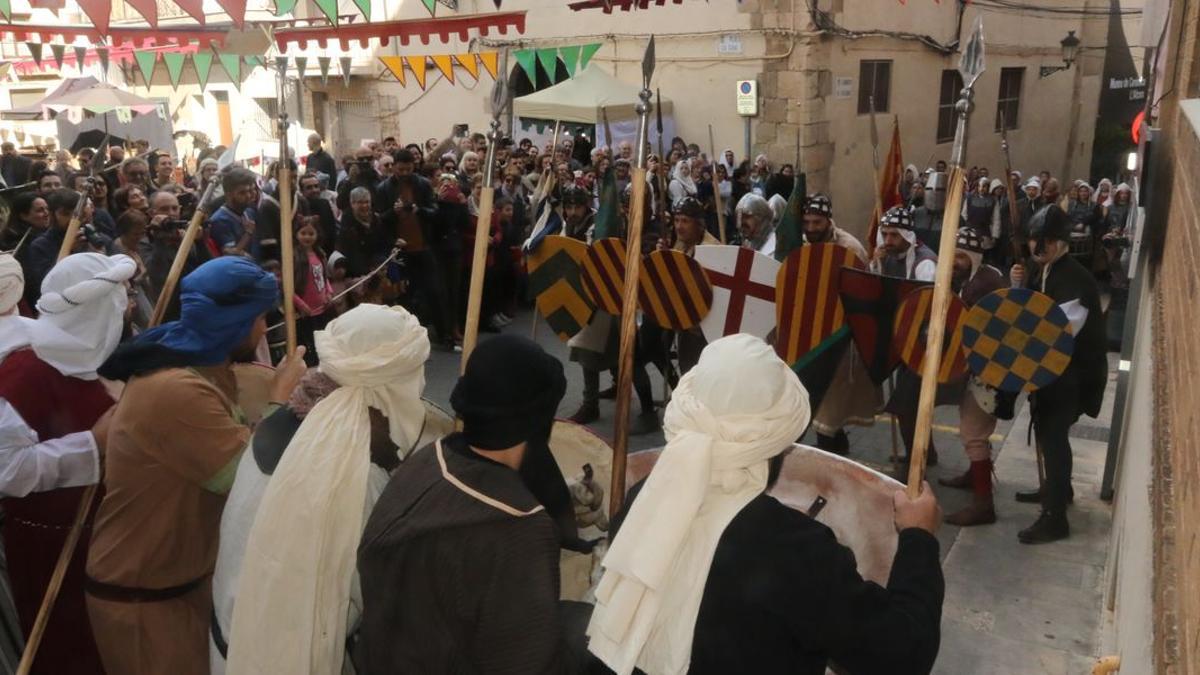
671,159,697,193
0,253,33,363
227,304,430,675
719,148,736,175
30,253,136,380
768,192,788,227
588,334,811,675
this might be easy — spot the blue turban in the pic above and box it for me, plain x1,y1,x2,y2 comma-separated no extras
135,257,278,366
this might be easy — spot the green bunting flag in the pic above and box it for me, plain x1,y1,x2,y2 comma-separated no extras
218,52,241,89
49,44,66,70
593,166,620,240
313,0,338,24
317,56,331,86
420,0,435,15
579,43,601,71
558,44,581,78
133,50,157,85
350,0,370,20
163,51,186,89
536,48,558,85
26,43,42,67
192,51,214,89
274,0,298,15
775,173,807,262
0,0,10,21
97,47,109,73
514,49,537,86
340,56,352,87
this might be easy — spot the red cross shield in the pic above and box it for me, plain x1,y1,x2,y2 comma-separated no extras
693,245,780,344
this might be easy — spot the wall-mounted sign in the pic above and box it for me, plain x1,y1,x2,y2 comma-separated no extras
736,79,757,116
717,34,743,55
834,76,854,99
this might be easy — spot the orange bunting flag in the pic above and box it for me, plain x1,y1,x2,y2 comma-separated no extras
404,55,427,89
454,53,479,81
430,54,454,84
478,51,499,80
379,55,406,86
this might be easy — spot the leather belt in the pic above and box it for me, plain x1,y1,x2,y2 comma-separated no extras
84,575,206,603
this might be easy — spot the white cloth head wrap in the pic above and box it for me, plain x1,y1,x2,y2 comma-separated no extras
0,253,33,363
227,304,430,675
588,334,811,675
31,253,135,379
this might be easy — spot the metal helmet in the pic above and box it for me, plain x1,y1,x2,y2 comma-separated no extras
1027,204,1071,243
924,171,948,212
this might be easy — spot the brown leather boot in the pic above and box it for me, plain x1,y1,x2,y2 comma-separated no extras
938,467,972,490
944,459,996,527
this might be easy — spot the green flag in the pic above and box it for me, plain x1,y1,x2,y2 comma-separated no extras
133,50,157,85
579,43,601,71
274,0,298,14
192,51,214,89
350,0,370,20
558,45,581,77
774,172,807,262
514,49,537,86
217,52,241,89
163,52,186,89
536,48,558,84
313,0,338,24
593,166,620,240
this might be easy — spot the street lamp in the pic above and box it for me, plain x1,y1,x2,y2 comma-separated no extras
1040,30,1081,78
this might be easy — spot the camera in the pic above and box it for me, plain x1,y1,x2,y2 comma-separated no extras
80,223,106,248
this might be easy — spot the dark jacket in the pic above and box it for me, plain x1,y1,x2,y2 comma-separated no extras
336,211,392,277
1,153,32,187
604,481,944,675
375,174,437,249
1028,254,1107,418
306,148,338,181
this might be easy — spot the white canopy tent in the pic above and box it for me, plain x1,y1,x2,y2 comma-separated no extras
512,65,677,152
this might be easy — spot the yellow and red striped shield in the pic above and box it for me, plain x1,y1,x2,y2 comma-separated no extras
580,237,627,316
526,235,595,341
891,286,969,384
774,243,865,365
637,249,713,330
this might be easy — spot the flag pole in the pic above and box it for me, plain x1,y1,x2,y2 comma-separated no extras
277,60,297,357
461,52,511,373
867,96,884,259
610,36,656,519
708,124,726,244
527,119,561,340
907,18,986,497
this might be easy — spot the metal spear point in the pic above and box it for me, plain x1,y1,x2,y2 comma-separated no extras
634,36,656,168
869,95,880,171
483,50,510,190
951,16,986,168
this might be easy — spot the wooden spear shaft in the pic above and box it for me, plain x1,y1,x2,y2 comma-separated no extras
610,166,648,518
709,125,727,244
461,185,495,373
278,165,297,357
906,164,967,496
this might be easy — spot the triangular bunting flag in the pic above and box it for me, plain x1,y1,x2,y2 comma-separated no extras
126,0,159,27
420,0,435,16
454,53,479,81
75,0,111,35
73,46,87,70
294,56,307,80
579,43,601,71
274,0,297,14
379,56,406,86
115,107,132,124
430,54,454,84
192,51,214,90
274,55,288,75
163,51,186,89
243,55,263,70
478,52,499,80
404,56,427,89
317,56,331,86
350,0,370,20
172,0,205,22
97,47,109,73
217,52,241,88
514,49,537,86
558,45,581,78
0,0,9,21
492,0,501,7
26,43,42,67
134,50,157,85
339,56,352,87
313,0,338,24
536,48,558,84
49,44,66,70
214,0,247,26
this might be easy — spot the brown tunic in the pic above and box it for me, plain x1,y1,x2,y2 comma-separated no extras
86,366,248,675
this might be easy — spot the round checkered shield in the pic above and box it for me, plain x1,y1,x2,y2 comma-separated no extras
580,237,627,316
774,243,866,366
961,287,1075,393
637,249,713,330
892,286,969,384
526,235,595,341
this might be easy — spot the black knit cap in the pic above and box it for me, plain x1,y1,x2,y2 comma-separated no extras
1028,204,1071,242
880,205,914,230
956,227,987,254
451,335,567,451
